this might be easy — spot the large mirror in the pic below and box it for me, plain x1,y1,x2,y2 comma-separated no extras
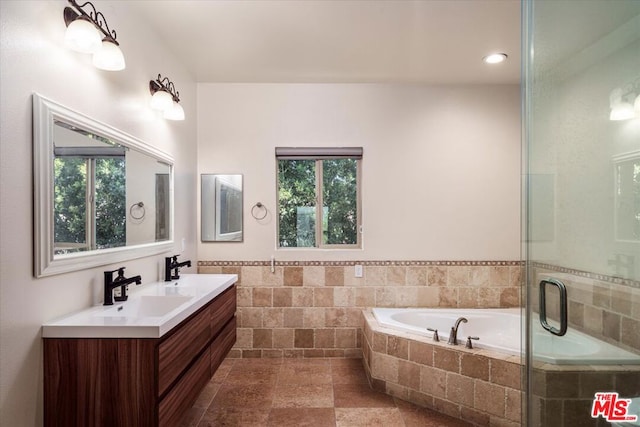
33,93,174,277
201,174,243,242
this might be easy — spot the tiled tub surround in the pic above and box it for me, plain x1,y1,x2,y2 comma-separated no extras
532,263,640,353
198,261,522,358
362,309,523,427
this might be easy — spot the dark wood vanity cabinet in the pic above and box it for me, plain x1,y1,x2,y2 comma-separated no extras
43,285,236,427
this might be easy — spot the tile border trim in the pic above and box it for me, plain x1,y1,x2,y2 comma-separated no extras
532,262,640,289
198,260,524,267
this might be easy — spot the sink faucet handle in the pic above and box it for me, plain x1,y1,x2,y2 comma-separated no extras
427,328,440,342
465,336,480,349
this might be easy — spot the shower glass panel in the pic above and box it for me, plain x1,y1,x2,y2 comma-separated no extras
524,1,640,425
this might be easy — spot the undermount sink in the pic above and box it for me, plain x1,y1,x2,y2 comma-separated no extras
97,295,193,318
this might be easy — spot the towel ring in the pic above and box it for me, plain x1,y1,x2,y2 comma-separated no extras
130,202,145,220
251,202,267,220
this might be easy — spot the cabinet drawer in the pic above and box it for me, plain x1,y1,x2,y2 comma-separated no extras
158,306,210,396
210,285,236,338
158,346,211,427
211,316,236,373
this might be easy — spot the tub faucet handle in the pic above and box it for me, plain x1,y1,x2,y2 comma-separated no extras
427,328,439,342
465,336,480,349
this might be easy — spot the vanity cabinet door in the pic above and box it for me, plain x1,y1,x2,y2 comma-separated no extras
158,306,211,396
211,316,237,373
210,285,236,338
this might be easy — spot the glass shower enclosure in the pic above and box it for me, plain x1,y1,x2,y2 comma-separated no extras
524,1,640,426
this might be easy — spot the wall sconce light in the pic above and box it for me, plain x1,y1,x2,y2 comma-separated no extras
63,0,125,71
609,79,640,121
149,75,185,121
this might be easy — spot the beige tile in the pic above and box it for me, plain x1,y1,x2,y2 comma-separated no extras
303,266,326,287
592,283,611,309
199,407,270,426
263,308,284,327
603,311,621,342
262,266,284,287
474,380,505,417
372,353,399,383
489,267,511,287
490,359,521,389
446,372,474,407
314,287,335,307
375,287,396,306
253,288,273,307
584,305,603,335
294,329,315,348
509,266,523,288
325,266,345,286
448,267,470,286
417,287,440,306
396,287,419,307
253,329,273,348
433,347,460,372
273,384,334,408
409,341,433,366
398,359,421,390
460,353,489,381
420,365,447,398
387,266,407,287
292,288,314,307
427,267,448,287
355,287,376,307
365,266,386,286
211,383,275,409
500,288,520,308
267,408,336,427
273,287,293,307
621,316,640,350
396,398,473,427
334,382,396,408
336,328,357,348
239,307,263,327
611,287,633,316
407,266,427,286
331,359,369,385
326,308,349,327
235,328,253,348
273,328,295,348
439,288,458,307
236,287,253,307
279,361,332,385
283,307,304,327
284,266,303,286
387,335,408,359
315,328,336,348
372,333,387,353
505,388,522,422
303,307,326,327
458,288,478,308
198,266,221,274
335,408,405,427
241,266,262,287
469,266,490,287
334,287,355,307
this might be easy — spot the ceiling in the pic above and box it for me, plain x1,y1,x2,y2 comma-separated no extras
124,0,521,85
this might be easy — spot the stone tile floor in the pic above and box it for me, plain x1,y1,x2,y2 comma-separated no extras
181,358,472,427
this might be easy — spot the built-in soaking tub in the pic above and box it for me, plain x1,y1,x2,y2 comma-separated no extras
372,307,640,365
362,308,640,426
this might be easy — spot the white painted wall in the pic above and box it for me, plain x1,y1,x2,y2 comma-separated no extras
0,2,197,425
197,83,521,262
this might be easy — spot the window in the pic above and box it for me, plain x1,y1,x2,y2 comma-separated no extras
276,147,362,248
53,144,126,254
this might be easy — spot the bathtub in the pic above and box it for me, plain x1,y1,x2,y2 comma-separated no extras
372,307,640,365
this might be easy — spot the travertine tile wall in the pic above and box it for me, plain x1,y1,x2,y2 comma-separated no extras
532,264,640,352
198,261,522,358
362,310,523,427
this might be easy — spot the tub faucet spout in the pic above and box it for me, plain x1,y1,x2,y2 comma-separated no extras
447,317,468,345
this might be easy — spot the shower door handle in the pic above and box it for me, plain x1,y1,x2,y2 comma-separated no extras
539,278,568,336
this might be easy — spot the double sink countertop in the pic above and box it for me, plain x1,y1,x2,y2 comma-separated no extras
42,274,237,339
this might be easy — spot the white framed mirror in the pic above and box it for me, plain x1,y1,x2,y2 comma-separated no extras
33,93,174,277
201,174,243,242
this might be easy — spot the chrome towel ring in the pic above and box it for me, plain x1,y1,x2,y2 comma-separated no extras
251,202,267,220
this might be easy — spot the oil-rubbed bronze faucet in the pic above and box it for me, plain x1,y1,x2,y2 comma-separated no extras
447,317,468,345
164,255,192,281
103,267,142,305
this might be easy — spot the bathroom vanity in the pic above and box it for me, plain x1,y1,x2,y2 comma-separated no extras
42,274,237,427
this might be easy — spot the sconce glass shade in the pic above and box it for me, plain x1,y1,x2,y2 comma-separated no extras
92,38,125,71
164,101,185,121
64,16,102,54
150,90,174,111
610,102,636,121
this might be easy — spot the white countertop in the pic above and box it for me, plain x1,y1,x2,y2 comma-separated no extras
41,274,237,339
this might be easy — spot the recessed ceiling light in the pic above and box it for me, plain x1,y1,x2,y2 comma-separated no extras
483,53,508,64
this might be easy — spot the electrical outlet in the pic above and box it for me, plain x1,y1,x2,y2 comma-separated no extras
354,264,363,278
